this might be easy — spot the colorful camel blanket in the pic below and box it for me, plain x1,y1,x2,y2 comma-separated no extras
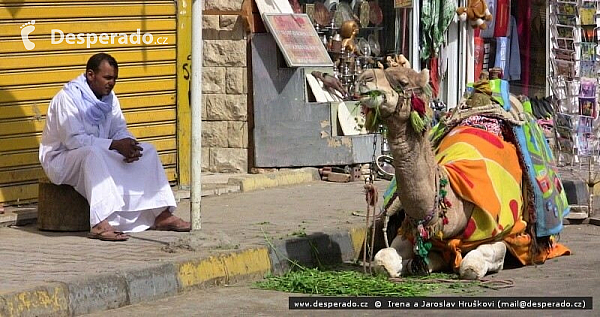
434,125,570,267
436,126,524,243
513,112,570,236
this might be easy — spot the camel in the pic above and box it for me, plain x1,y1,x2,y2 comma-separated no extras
356,66,569,280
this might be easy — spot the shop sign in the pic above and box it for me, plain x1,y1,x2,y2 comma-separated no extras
263,13,333,67
394,0,412,8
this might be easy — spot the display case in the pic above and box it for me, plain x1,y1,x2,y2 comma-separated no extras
250,0,412,167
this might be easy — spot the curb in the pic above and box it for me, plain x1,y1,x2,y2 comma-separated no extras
0,226,367,317
0,169,322,228
227,168,321,192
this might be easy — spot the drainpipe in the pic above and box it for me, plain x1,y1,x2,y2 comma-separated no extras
190,0,202,230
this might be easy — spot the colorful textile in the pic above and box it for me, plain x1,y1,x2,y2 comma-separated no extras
465,79,510,110
383,176,397,209
513,113,570,236
493,0,511,37
516,0,532,95
436,126,523,242
460,115,504,138
489,79,511,110
421,0,456,60
433,124,570,268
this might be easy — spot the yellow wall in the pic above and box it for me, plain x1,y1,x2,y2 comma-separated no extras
0,0,182,204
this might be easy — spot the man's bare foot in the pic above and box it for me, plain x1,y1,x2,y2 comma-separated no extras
88,220,129,241
151,209,191,232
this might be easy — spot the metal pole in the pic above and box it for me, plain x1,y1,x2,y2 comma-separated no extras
190,0,202,230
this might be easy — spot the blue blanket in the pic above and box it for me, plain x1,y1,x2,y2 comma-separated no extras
513,112,570,236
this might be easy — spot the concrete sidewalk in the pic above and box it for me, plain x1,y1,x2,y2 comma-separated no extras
0,168,380,317
1,167,599,317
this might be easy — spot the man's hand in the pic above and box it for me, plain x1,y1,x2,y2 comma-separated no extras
110,138,143,163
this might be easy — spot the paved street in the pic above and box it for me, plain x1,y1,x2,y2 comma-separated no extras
84,224,599,317
0,180,379,293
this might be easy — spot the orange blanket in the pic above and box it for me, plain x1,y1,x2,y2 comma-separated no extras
435,126,570,269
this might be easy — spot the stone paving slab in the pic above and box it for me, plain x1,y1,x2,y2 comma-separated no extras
0,169,376,316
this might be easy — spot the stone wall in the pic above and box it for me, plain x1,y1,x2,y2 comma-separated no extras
203,0,249,173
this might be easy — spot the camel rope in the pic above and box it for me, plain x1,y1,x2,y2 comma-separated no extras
388,277,514,290
363,183,379,274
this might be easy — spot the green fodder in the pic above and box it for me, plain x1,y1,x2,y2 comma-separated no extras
254,268,475,297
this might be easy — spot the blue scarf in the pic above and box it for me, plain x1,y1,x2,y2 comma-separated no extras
63,74,113,125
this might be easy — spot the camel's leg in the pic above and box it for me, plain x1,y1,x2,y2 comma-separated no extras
390,235,415,275
374,236,452,276
459,241,507,280
405,249,449,275
373,235,414,277
427,251,449,272
392,236,450,274
373,248,403,277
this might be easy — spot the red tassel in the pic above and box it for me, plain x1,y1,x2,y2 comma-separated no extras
411,93,426,116
443,217,449,225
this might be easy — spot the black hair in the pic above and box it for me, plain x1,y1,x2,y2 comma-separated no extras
86,53,118,73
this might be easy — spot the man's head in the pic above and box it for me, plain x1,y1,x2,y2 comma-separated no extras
85,53,118,98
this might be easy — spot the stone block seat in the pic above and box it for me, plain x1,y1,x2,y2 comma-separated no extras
37,177,89,231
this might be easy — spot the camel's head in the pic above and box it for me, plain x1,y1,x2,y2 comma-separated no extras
357,66,430,132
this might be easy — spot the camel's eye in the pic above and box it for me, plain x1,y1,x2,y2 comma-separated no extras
359,73,374,83
399,78,409,86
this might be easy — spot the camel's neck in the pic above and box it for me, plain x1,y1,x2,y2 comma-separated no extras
386,122,437,222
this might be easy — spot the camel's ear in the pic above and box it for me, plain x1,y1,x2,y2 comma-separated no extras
417,69,430,88
384,67,408,89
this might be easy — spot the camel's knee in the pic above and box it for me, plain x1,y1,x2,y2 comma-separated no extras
459,242,507,280
373,247,403,278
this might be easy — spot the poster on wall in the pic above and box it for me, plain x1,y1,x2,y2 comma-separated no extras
262,13,333,67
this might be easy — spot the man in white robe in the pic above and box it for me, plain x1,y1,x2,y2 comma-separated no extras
39,53,190,241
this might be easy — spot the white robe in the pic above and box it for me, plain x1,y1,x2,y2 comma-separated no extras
39,89,176,232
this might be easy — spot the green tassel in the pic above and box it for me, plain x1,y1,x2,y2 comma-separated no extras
365,104,381,132
430,122,446,143
415,236,432,265
410,110,426,133
422,84,433,98
365,111,376,132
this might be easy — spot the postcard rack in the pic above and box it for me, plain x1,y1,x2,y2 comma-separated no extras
549,0,600,163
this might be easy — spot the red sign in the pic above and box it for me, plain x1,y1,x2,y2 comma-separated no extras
263,14,333,67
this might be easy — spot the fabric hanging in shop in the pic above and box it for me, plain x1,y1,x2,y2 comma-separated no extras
516,0,532,95
474,37,485,80
493,0,511,37
420,0,455,60
429,57,440,97
495,16,521,81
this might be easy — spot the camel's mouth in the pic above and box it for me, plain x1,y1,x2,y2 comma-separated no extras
359,93,385,109
358,88,385,109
